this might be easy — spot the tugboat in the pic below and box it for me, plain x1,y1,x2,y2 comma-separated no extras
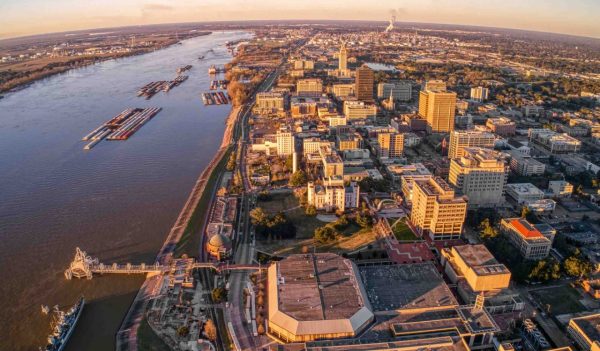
42,297,85,351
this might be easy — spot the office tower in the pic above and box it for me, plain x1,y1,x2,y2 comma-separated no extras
470,87,489,102
339,42,347,72
448,130,496,159
410,176,467,240
355,65,374,101
419,86,457,133
377,132,404,158
276,127,294,156
448,147,508,208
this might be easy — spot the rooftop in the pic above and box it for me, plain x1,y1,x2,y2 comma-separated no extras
570,313,600,342
452,245,510,276
359,263,458,313
272,253,368,321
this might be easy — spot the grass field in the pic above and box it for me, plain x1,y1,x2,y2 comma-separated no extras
387,218,417,241
531,285,587,315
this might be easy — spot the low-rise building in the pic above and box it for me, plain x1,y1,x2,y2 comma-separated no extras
505,183,545,205
343,101,377,120
567,314,600,351
307,177,346,211
486,117,516,136
336,133,363,151
254,92,286,116
470,87,489,102
508,151,546,176
501,218,552,260
548,180,573,197
377,81,412,101
296,78,323,97
528,129,581,154
332,83,354,98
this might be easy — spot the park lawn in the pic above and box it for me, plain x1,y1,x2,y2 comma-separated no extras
531,285,586,315
387,218,418,241
257,192,323,238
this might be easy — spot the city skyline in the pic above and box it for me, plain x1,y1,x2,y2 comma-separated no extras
1,0,600,40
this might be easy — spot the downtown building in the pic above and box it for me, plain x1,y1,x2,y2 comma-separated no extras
377,132,405,159
528,129,581,154
448,130,496,159
419,80,457,133
254,92,286,116
448,148,508,208
377,81,412,101
411,176,468,241
276,127,295,156
296,78,323,97
500,218,553,260
355,65,374,101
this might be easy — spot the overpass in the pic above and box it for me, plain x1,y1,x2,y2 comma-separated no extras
64,247,264,280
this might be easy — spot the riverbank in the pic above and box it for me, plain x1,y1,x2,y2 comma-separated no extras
0,32,211,94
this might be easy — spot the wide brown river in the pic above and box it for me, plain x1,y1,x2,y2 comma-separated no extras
0,31,251,351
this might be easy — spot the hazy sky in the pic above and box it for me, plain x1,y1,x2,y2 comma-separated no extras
1,0,599,39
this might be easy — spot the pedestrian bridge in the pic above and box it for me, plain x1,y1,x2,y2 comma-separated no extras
64,247,264,280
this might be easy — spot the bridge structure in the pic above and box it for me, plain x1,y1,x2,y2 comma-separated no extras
64,247,264,280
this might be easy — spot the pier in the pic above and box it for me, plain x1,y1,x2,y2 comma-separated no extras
64,248,263,280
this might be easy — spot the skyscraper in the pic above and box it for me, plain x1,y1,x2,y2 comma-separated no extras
419,81,456,133
339,42,347,72
355,65,374,102
377,132,404,158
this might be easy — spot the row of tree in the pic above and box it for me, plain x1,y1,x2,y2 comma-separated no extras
249,207,296,239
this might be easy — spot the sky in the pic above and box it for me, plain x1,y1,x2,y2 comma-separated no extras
1,0,599,40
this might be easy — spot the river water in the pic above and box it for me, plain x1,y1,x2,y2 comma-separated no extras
0,31,252,351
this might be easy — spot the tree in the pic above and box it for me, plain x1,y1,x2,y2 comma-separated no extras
334,215,349,230
479,218,499,239
529,259,561,282
356,212,373,228
212,287,227,303
289,170,307,187
305,205,317,216
250,207,268,226
563,253,593,278
225,152,236,171
285,155,294,171
314,226,338,243
204,319,217,341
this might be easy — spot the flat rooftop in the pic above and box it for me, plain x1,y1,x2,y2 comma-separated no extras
452,245,510,276
275,253,367,321
359,263,457,312
571,313,600,342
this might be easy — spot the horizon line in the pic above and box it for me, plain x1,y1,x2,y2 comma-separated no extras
1,19,599,43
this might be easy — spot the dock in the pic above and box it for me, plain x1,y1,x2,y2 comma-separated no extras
82,107,162,149
210,80,228,90
201,91,230,106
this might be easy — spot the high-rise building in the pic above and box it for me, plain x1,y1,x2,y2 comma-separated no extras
448,148,508,208
470,87,489,102
377,132,404,158
276,127,294,156
410,176,467,241
419,82,456,133
254,92,286,116
377,81,412,101
355,65,374,101
332,83,354,98
448,130,496,159
339,42,348,72
296,79,323,97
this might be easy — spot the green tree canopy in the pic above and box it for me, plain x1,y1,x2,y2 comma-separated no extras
289,170,308,187
314,225,338,243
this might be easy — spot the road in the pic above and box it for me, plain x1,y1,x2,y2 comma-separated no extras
222,63,284,351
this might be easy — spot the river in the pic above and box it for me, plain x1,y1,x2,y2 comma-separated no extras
0,30,252,351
